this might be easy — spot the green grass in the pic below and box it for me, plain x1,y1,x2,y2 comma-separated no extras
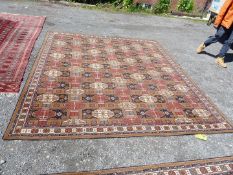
81,3,152,15
62,0,206,23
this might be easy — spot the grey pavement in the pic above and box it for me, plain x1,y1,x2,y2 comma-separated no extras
0,0,233,174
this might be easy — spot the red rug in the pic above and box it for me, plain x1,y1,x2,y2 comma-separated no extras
3,32,233,140
55,156,233,175
0,13,45,92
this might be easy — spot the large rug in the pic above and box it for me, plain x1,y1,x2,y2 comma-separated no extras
0,13,45,92
55,156,233,175
3,32,233,140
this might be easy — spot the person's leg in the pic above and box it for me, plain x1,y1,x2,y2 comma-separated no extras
197,26,226,53
218,28,233,57
216,27,233,68
204,26,226,46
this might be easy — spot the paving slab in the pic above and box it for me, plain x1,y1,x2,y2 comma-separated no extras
0,0,233,174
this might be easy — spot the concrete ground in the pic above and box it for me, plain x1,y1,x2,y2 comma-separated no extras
0,0,233,174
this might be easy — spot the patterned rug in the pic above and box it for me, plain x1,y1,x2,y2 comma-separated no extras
0,13,45,92
3,32,233,140
55,156,233,175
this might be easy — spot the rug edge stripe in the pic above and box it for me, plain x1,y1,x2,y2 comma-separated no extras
52,156,233,175
2,31,52,140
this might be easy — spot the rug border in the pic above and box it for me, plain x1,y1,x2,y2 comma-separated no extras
53,156,233,175
3,31,233,140
2,32,50,140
